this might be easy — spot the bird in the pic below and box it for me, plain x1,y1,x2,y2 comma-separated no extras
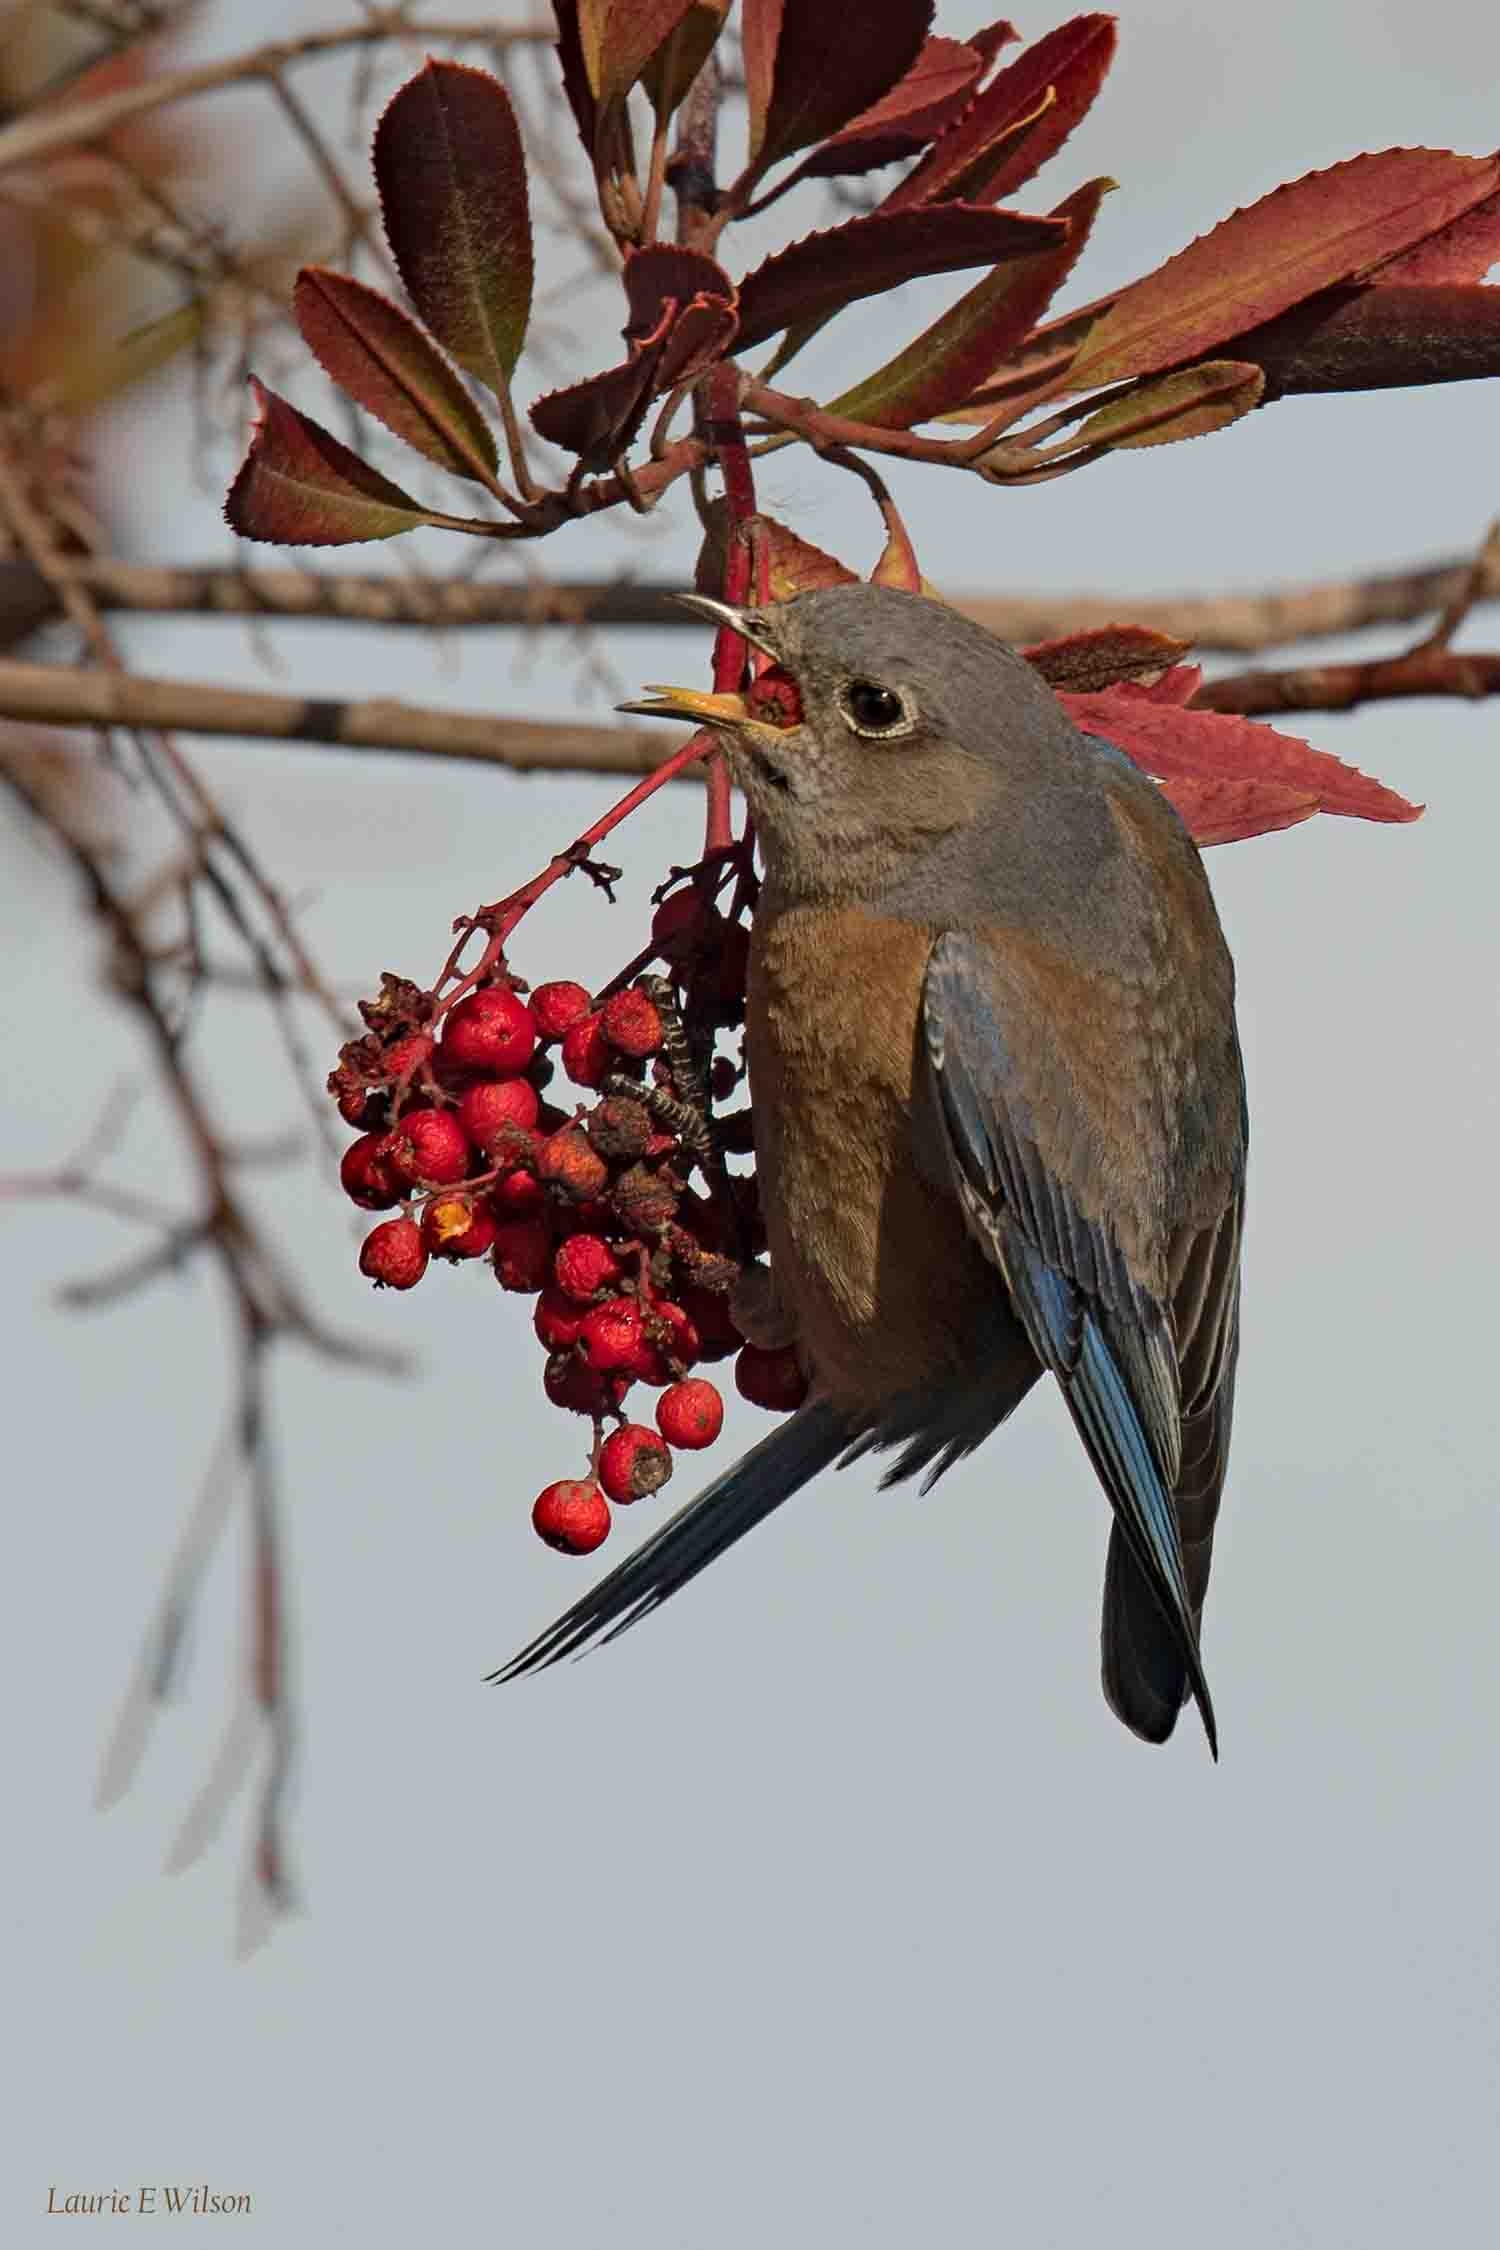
494,584,1247,1753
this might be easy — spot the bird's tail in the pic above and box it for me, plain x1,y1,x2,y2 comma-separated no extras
490,1402,848,1682
1100,1524,1199,1746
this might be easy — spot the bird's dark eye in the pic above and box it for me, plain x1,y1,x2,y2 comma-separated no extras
841,677,912,736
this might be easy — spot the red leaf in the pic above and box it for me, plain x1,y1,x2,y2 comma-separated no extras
1231,281,1500,397
1070,148,1500,391
884,14,1116,211
530,247,737,463
576,1,702,103
225,379,429,546
1369,183,1500,284
826,177,1106,428
292,269,499,483
785,36,988,184
1059,682,1424,828
735,202,1066,351
623,244,737,340
742,0,933,172
552,1,598,153
1158,776,1321,847
1023,624,1189,693
758,516,859,599
530,357,656,466
374,61,533,396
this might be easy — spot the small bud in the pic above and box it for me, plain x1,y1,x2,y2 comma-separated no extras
359,1217,428,1291
532,1480,611,1555
555,1234,624,1304
734,1343,809,1413
559,1010,613,1090
421,1195,496,1262
656,1378,725,1450
382,1106,470,1188
491,1219,554,1293
530,980,593,1042
600,985,664,1060
598,1424,674,1505
438,986,537,1076
340,1132,400,1211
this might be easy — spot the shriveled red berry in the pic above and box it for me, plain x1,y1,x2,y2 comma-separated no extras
651,890,706,955
530,980,592,1042
744,664,803,727
438,986,537,1075
560,1010,612,1089
580,1297,648,1374
555,1233,623,1303
543,1353,630,1418
600,985,664,1059
340,1132,400,1211
734,1343,809,1413
491,1218,554,1292
598,1424,674,1505
421,1194,496,1262
585,1096,652,1161
331,1068,384,1130
657,1378,724,1449
382,1030,434,1087
382,1105,470,1187
609,1162,680,1234
359,1217,428,1291
491,1167,545,1220
532,1480,611,1555
534,1285,589,1352
677,1283,743,1361
457,1075,540,1151
644,1296,700,1374
537,1126,609,1203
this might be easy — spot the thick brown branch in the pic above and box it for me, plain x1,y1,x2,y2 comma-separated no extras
0,16,554,176
7,549,1499,655
0,656,687,777
1197,646,1500,718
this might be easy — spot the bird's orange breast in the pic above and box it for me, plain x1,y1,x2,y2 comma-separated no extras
746,904,998,1418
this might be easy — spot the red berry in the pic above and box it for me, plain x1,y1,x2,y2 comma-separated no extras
651,890,706,955
734,1343,809,1413
600,986,664,1059
677,1283,743,1361
382,1031,434,1087
560,1011,612,1090
359,1217,428,1291
530,980,592,1042
491,1218,554,1292
537,1126,609,1203
598,1424,674,1505
744,665,803,728
644,1296,700,1375
710,920,750,1022
340,1132,400,1210
657,1377,724,1450
532,1480,611,1555
421,1194,496,1261
438,987,537,1076
333,1075,384,1130
534,1285,589,1352
457,1075,540,1151
543,1353,630,1418
382,1106,470,1188
555,1233,624,1303
491,1167,546,1220
580,1297,647,1374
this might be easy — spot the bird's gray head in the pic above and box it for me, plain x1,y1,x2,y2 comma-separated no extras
624,585,1108,905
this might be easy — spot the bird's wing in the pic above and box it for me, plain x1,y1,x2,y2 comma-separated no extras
921,929,1242,1755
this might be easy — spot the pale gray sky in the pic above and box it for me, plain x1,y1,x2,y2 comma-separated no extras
7,3,1499,2244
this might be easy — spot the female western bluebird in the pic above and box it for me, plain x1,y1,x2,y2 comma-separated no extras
496,586,1247,1755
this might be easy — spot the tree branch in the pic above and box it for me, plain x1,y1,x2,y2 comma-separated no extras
7,548,1500,655
0,656,686,776
1196,645,1500,718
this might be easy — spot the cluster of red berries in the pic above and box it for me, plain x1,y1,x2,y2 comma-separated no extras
328,893,807,1556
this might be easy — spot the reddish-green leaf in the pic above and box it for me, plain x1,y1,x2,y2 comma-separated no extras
884,14,1116,211
785,36,989,185
641,3,731,121
1064,359,1265,452
374,61,533,397
735,202,1065,351
759,516,859,599
825,178,1107,428
742,0,933,171
530,358,656,467
578,0,707,106
292,269,499,483
1232,281,1500,396
1024,625,1189,693
225,379,429,546
552,1,598,152
939,304,1104,421
1069,148,1500,391
1059,682,1424,828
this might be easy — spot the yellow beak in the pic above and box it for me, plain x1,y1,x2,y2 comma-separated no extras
617,685,792,741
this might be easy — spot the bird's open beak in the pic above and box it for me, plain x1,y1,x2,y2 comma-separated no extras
616,683,790,740
668,592,782,660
